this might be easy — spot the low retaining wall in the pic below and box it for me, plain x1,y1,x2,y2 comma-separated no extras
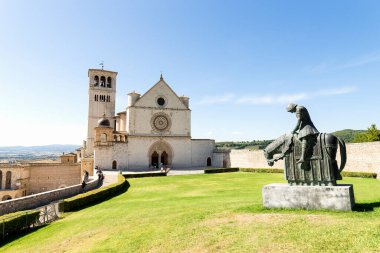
0,179,99,216
230,141,380,177
230,149,285,169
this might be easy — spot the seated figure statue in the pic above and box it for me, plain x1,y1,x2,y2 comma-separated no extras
263,104,346,186
287,103,319,164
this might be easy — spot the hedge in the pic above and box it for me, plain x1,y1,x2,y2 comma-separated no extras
240,168,377,179
239,168,284,174
124,172,166,178
204,168,239,174
341,171,377,179
59,174,129,212
0,210,40,239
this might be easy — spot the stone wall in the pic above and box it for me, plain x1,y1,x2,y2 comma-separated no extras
81,158,94,176
230,141,380,176
27,163,81,194
336,141,380,175
191,139,215,167
0,179,98,216
230,149,285,169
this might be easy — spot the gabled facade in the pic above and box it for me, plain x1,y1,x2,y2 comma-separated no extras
87,70,230,171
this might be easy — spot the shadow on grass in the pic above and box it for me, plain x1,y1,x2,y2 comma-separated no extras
0,225,48,247
353,201,380,212
237,201,380,213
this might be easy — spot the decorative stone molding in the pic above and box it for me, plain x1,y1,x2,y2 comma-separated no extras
150,112,171,133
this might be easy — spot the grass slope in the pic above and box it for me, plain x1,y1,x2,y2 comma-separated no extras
2,173,380,252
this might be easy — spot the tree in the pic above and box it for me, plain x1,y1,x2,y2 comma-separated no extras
353,124,380,142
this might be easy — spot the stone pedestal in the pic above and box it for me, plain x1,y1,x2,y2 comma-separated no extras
262,183,355,211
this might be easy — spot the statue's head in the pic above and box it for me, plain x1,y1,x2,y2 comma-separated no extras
286,103,297,112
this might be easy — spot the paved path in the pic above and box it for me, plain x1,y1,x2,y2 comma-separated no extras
90,171,119,187
167,169,204,176
98,168,207,179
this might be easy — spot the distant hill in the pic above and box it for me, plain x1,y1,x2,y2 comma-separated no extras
332,129,366,143
216,129,366,150
216,140,273,150
0,144,81,152
0,144,81,162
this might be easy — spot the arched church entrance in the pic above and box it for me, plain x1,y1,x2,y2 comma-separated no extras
148,141,173,168
161,151,169,165
207,157,212,167
151,151,159,168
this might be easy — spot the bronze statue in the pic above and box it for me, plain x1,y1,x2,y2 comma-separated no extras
287,103,319,163
264,104,347,186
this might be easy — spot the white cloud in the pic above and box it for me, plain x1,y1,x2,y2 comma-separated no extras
197,86,357,106
309,51,380,73
313,86,357,96
236,93,308,105
338,51,380,70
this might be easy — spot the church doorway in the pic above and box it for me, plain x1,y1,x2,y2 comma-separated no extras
148,141,173,169
161,151,169,165
151,151,159,168
207,157,212,167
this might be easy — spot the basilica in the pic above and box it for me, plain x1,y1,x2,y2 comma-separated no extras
84,69,230,171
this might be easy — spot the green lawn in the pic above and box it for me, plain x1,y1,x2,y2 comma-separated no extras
2,172,380,252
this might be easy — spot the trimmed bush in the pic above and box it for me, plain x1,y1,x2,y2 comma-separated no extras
239,168,284,174
341,171,377,179
59,174,129,212
204,168,239,174
124,172,166,178
240,168,377,179
0,210,40,239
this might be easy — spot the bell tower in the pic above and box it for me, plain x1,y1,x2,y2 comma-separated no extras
86,68,118,155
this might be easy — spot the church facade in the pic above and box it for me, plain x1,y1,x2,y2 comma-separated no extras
85,69,230,171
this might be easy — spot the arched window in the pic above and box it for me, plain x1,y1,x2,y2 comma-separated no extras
100,76,106,87
207,157,212,167
2,195,11,201
112,160,117,170
0,170,2,189
107,77,112,88
5,171,11,189
94,76,99,86
100,133,107,143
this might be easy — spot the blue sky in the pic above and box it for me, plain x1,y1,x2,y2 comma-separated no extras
1,0,379,146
